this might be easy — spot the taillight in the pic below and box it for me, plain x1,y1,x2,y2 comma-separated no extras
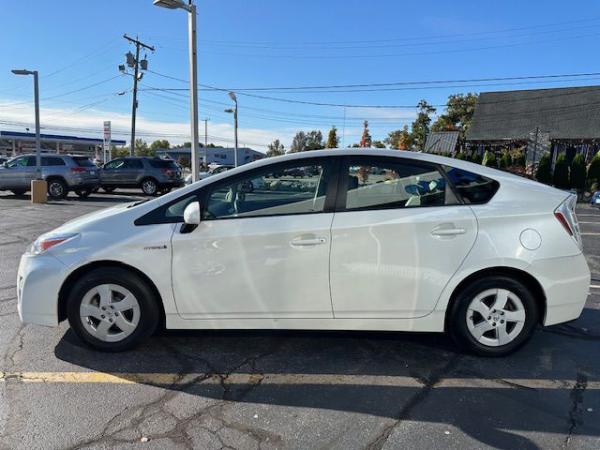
161,168,174,176
554,211,573,236
70,167,87,173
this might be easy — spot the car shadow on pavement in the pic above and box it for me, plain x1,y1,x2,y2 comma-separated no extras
55,308,600,450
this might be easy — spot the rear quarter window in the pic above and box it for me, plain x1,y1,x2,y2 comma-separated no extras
149,159,178,169
73,157,96,167
443,166,499,204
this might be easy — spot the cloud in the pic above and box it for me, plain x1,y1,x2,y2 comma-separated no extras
0,99,289,151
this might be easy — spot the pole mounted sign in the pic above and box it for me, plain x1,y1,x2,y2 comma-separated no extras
103,121,111,163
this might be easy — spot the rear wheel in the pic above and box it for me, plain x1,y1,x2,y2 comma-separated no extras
141,178,158,196
448,276,539,356
47,178,68,199
66,267,160,352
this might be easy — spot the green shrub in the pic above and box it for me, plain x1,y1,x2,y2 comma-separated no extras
512,151,526,167
570,153,587,192
535,153,553,184
499,152,511,169
470,152,482,164
588,152,600,186
553,153,570,189
482,150,497,167
455,152,467,160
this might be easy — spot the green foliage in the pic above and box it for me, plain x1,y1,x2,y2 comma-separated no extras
570,153,587,192
512,151,526,167
372,140,386,148
535,153,553,184
482,150,497,167
470,153,483,164
150,139,170,151
111,145,129,158
455,152,467,160
386,125,413,150
553,154,570,189
134,139,154,157
588,152,600,186
266,139,285,157
498,152,511,169
411,100,436,150
431,93,478,141
326,126,339,148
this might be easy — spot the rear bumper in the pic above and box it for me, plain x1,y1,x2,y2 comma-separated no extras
17,253,67,327
528,253,591,326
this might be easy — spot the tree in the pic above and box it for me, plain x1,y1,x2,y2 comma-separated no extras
266,139,285,157
305,130,324,151
588,152,600,187
111,145,129,158
553,153,570,189
470,152,483,164
360,120,372,147
570,153,587,193
431,93,479,140
326,126,339,148
536,153,553,184
482,150,497,167
411,100,436,150
499,152,511,169
386,125,413,150
289,131,307,153
134,139,154,156
150,139,170,152
372,140,386,148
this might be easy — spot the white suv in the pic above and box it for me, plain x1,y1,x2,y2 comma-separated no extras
17,149,589,355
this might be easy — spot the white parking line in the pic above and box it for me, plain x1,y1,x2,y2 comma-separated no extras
581,232,600,236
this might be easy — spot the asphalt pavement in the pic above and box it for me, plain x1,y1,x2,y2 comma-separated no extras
0,191,599,450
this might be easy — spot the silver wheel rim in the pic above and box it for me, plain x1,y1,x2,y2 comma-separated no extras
49,182,64,197
142,180,156,194
466,288,526,347
79,284,141,343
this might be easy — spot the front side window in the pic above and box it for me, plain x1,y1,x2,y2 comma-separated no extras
204,161,333,220
7,156,29,168
343,158,457,210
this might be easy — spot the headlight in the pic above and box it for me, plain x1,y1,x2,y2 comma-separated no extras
30,233,79,255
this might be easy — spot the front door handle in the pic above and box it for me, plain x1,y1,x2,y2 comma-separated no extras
431,225,466,237
290,236,327,247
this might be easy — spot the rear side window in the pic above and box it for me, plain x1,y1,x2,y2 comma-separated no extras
125,159,143,169
443,166,499,204
41,157,65,166
342,157,458,211
149,159,177,169
73,157,95,167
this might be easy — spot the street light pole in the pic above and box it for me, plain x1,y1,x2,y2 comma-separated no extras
11,69,41,173
226,91,238,167
153,0,200,182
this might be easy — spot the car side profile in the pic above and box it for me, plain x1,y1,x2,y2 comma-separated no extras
17,149,590,356
100,157,183,195
0,154,99,198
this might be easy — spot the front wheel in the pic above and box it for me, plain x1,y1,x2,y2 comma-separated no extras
448,276,539,356
66,268,160,352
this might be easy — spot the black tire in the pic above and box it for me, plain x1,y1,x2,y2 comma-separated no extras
161,187,172,194
66,267,160,352
11,189,26,196
141,178,158,196
47,178,68,199
448,275,539,357
75,189,92,198
101,186,115,193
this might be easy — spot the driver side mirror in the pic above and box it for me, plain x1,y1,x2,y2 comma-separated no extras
183,201,201,225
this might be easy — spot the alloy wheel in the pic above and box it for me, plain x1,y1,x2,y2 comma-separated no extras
142,180,157,195
48,182,65,198
466,288,526,347
79,284,141,343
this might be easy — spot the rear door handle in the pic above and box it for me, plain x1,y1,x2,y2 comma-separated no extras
290,236,327,247
431,225,466,237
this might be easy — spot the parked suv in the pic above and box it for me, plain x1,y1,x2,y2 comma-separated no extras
0,154,99,199
100,157,183,196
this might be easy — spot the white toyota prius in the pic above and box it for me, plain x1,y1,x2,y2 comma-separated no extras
17,149,590,356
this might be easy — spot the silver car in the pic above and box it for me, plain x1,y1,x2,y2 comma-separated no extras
0,154,99,199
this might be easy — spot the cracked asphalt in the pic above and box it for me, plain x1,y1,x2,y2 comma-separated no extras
0,191,599,450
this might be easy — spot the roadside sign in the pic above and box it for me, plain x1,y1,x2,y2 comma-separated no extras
103,121,111,163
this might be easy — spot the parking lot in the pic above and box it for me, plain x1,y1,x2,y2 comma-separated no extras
0,192,599,450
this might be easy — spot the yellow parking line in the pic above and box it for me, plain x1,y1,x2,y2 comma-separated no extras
0,371,598,390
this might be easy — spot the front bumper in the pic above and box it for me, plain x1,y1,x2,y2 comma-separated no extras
17,253,68,327
528,253,591,326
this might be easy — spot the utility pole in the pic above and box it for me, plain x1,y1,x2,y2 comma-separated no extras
122,34,154,156
202,118,209,167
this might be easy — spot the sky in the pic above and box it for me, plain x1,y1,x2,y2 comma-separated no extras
2,0,600,152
